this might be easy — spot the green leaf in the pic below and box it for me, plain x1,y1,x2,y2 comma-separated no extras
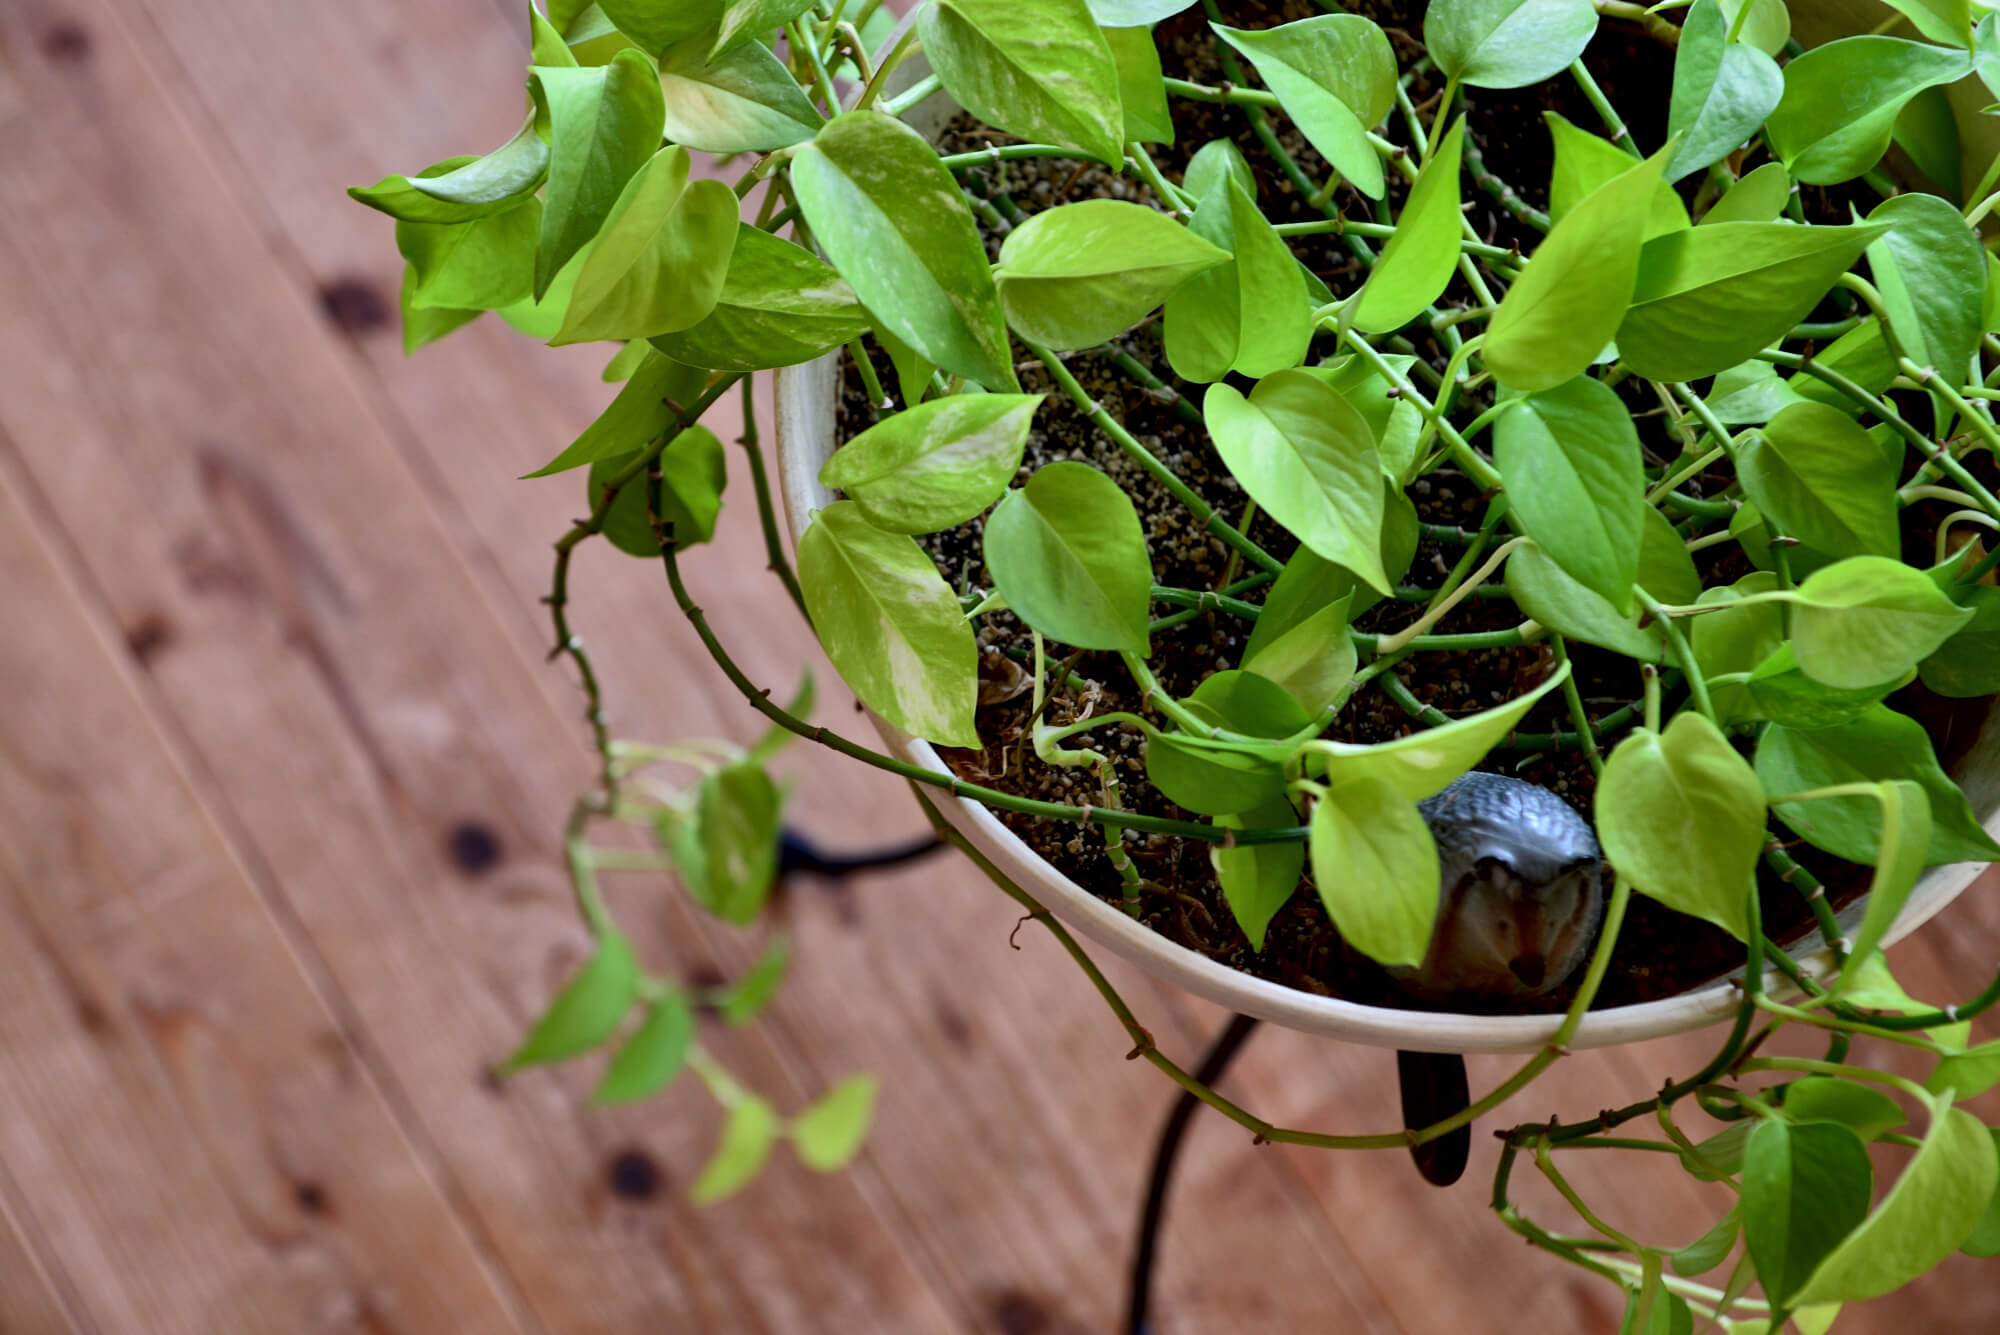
1839,953,1971,1050
797,502,981,746
1670,1207,1740,1276
1866,192,1984,383
1765,36,1972,185
1493,375,1645,611
1596,712,1764,940
870,316,937,409
717,935,788,1026
1619,1288,1692,1335
1927,1040,2000,1099
1483,146,1666,392
1735,401,1901,560
1424,0,1598,90
1300,357,1426,486
691,1095,781,1204
657,30,822,153
1242,591,1355,716
1615,222,1887,382
396,201,540,311
1792,1097,1998,1304
1183,137,1257,201
710,0,817,55
1146,673,1306,816
984,461,1152,654
1742,643,1906,730
1742,1118,1874,1306
593,990,695,1104
1213,794,1305,951
1666,0,1783,182
791,1074,879,1172
1783,556,1976,690
1704,358,1808,423
1163,176,1311,380
1505,542,1662,660
1354,117,1466,334
1880,0,1977,46
791,112,1016,390
820,393,1041,534
350,117,550,222
1717,0,1788,57
533,6,580,67
1204,371,1388,592
1544,112,1688,240
591,424,728,556
1636,502,1702,605
1106,25,1174,145
1212,16,1396,199
1701,162,1791,226
532,51,667,297
1918,584,2000,697
651,225,870,372
601,339,650,382
672,761,784,925
1844,780,1933,978
1754,704,2000,867
553,147,738,344
1893,84,1962,197
1308,662,1570,800
398,265,481,354
1308,775,1439,968
526,348,706,476
1792,317,1900,412
1086,0,1194,21
505,930,639,1069
1681,1121,1752,1180
1782,1077,1906,1141
1691,572,1783,721
920,0,1125,165
595,0,720,53
1962,1130,2000,1257
996,199,1229,350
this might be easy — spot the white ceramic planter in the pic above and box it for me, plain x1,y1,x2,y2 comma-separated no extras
769,41,2000,1055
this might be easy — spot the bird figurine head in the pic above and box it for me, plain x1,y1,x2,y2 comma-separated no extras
1390,770,1606,1007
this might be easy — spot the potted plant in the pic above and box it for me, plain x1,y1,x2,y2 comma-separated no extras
354,0,2000,1326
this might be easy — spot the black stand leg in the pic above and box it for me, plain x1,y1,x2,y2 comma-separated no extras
1396,1050,1472,1187
1125,1013,1261,1335
777,827,943,879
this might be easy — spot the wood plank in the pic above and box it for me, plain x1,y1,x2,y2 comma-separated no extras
105,1,1420,1329
0,3,957,1331
0,1157,83,1335
0,450,525,1333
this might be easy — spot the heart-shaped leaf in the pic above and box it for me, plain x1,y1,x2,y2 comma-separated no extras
1596,711,1765,940
651,225,871,372
998,199,1230,350
1106,24,1174,145
1743,1119,1874,1306
594,990,695,1105
1424,0,1599,90
1309,775,1439,968
396,200,540,311
505,930,639,1069
1493,374,1645,611
1308,662,1570,800
1865,193,1984,383
1666,0,1784,182
1735,401,1901,559
1213,16,1397,198
1782,557,1975,690
1765,36,1972,185
1701,162,1791,225
921,0,1125,164
792,112,1016,390
531,51,666,297
797,501,981,747
1214,794,1306,952
1354,117,1466,333
1484,146,1666,391
1164,176,1312,380
554,146,739,344
1545,112,1688,240
691,1095,781,1203
984,461,1153,654
791,1074,879,1172
1614,222,1886,382
819,393,1042,534
1204,372,1388,592
657,30,822,153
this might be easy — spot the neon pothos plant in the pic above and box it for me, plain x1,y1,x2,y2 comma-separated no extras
355,0,2000,1323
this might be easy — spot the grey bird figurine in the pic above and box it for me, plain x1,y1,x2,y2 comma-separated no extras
1390,771,1606,1186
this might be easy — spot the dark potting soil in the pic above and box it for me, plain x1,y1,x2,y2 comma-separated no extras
830,1,1994,1014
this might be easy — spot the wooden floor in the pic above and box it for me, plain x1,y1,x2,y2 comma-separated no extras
2,2,1998,1330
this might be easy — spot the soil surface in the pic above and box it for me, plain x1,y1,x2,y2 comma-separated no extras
832,1,1993,1014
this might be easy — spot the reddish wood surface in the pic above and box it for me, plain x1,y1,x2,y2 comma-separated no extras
0,1,1995,1331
